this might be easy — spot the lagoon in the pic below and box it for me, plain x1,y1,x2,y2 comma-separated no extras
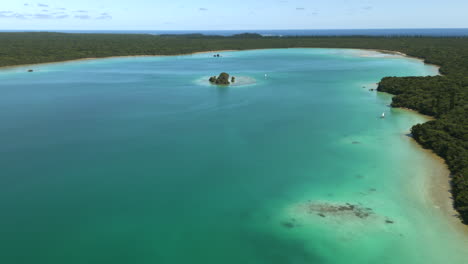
0,48,466,263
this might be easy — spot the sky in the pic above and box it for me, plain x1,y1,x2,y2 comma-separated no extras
0,0,467,30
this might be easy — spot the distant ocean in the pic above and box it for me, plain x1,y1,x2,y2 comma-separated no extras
3,28,468,36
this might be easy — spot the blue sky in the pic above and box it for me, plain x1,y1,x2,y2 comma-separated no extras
0,0,467,30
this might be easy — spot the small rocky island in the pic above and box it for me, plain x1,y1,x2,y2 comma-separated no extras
209,72,235,85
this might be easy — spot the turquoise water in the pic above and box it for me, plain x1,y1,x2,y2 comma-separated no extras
0,49,466,263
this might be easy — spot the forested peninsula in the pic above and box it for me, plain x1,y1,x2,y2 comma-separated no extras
0,32,466,223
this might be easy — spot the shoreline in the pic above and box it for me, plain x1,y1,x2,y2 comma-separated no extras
0,48,440,72
375,49,442,72
0,50,238,70
0,47,462,232
424,150,468,236
399,108,468,235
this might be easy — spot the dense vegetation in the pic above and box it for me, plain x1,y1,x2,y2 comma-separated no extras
378,76,467,222
209,72,232,85
0,32,467,223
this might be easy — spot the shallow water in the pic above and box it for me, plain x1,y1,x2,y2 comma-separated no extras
0,49,466,263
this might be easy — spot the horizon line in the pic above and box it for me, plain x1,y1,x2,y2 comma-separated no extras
1,27,468,31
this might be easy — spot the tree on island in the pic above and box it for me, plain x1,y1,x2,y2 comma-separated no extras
209,72,231,85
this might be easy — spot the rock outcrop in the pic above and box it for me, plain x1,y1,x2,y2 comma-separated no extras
209,72,231,85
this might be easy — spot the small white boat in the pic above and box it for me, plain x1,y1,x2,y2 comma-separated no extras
264,74,268,79
381,112,385,118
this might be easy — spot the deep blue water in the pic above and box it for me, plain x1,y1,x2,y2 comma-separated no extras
2,28,468,37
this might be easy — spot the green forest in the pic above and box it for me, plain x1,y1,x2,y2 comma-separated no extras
0,32,467,223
